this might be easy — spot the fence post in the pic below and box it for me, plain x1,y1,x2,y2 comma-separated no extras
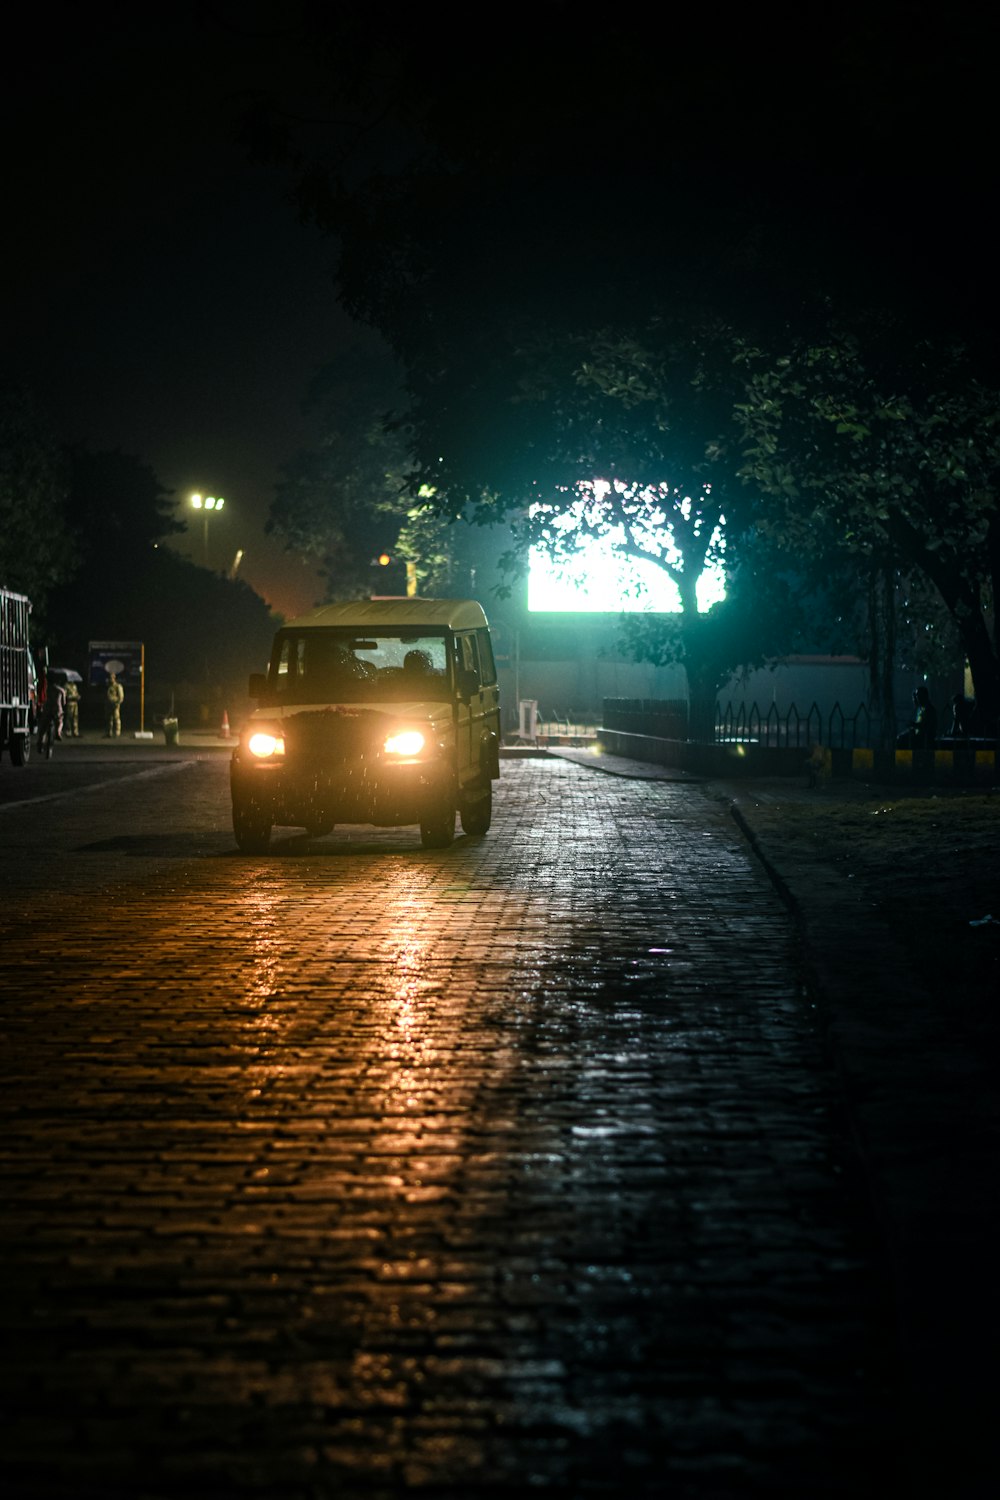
806,703,822,748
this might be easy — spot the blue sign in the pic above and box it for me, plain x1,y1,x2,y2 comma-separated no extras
88,640,143,689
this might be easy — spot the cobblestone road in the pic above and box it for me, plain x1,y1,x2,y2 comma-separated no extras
0,754,896,1497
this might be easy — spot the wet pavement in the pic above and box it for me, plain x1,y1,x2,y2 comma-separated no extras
0,741,985,1495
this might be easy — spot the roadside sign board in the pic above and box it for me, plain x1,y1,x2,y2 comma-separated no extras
88,641,143,689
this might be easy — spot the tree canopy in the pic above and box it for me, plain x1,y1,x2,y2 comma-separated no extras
267,343,513,603
0,383,74,619
267,344,415,599
737,329,999,727
237,3,999,390
232,4,999,727
44,449,278,701
47,545,279,707
63,445,183,568
1,395,281,707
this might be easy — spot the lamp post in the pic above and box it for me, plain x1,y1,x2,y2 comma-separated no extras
190,493,225,568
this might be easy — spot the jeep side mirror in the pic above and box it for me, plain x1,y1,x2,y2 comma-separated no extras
248,672,267,698
458,666,480,699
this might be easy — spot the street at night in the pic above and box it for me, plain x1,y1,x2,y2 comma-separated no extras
0,741,905,1500
5,9,1000,1497
1,742,906,1497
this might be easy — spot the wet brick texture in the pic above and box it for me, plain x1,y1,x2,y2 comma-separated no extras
0,758,895,1497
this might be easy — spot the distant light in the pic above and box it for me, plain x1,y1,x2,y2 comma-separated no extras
378,552,391,566
191,493,203,509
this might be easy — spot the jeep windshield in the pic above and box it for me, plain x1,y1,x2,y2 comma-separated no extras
268,629,453,705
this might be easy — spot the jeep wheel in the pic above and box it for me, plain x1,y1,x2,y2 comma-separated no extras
232,793,272,853
459,781,492,836
9,731,30,766
419,802,455,849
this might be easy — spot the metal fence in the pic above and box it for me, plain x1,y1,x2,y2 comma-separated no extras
715,700,874,750
601,698,690,739
603,696,876,749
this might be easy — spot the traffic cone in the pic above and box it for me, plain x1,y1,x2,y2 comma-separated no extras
220,709,230,739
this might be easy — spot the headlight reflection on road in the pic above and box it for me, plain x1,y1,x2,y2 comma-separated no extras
378,913,447,1124
238,880,292,1100
386,920,435,1033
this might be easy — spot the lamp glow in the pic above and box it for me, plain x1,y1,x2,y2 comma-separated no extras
384,730,425,756
190,492,227,565
248,731,284,758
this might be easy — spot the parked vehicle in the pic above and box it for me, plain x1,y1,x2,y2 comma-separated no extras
0,586,37,766
231,598,501,851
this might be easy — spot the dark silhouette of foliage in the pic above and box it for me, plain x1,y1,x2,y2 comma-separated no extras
738,330,999,730
1,388,278,711
268,343,512,604
64,445,183,573
267,344,415,599
0,383,75,621
46,544,278,711
38,447,276,707
231,5,998,725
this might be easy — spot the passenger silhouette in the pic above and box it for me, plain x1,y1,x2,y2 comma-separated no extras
897,685,937,748
402,649,433,678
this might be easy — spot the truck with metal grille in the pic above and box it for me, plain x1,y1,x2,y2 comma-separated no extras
0,586,37,766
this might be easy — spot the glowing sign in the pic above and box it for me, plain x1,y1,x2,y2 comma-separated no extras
527,483,726,614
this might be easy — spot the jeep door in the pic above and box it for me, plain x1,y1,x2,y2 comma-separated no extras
452,628,500,789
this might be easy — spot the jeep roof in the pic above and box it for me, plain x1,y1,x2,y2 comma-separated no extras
283,598,490,631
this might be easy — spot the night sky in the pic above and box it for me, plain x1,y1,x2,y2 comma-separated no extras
3,5,369,619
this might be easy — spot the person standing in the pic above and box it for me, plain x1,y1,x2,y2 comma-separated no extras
64,679,81,736
37,675,66,747
105,672,124,737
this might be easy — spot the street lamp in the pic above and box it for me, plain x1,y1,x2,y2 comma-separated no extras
190,493,225,567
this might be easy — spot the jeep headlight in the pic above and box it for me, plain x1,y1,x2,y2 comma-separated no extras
248,730,285,758
384,729,426,757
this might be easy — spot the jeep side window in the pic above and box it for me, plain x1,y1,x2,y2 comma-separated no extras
273,637,306,691
274,638,292,686
475,628,496,685
456,633,480,681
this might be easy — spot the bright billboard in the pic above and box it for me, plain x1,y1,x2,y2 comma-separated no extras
526,483,726,614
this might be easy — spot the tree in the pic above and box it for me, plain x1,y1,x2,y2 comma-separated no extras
234,5,1000,363
0,399,278,712
394,496,512,601
64,445,183,571
737,330,1000,731
42,445,183,650
267,345,416,600
268,344,513,603
232,5,998,729
0,383,75,619
430,318,817,732
47,540,279,716
272,303,820,724
44,449,277,712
